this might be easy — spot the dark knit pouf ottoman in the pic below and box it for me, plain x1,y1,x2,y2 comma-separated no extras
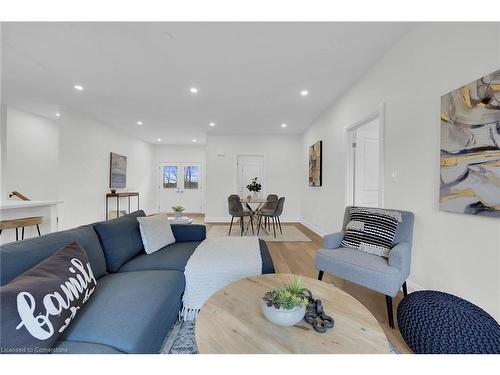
397,291,500,354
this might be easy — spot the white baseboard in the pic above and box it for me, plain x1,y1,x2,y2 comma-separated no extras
203,217,231,223
406,278,424,293
300,219,327,237
203,216,300,224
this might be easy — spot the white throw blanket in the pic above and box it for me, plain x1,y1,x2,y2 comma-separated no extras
180,236,262,321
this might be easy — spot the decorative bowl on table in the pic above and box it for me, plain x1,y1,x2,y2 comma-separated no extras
172,206,185,219
260,277,309,327
260,300,306,326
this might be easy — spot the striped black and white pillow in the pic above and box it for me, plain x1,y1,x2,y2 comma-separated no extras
340,207,401,258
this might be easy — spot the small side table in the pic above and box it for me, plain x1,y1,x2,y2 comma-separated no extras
168,216,193,225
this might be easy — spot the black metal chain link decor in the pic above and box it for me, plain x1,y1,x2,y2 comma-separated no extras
303,289,334,333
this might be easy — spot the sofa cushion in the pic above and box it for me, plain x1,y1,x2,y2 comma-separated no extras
93,210,146,272
137,213,175,254
315,247,401,296
119,238,275,274
60,270,184,354
340,207,400,258
0,224,107,285
52,340,124,354
0,242,97,353
119,241,201,273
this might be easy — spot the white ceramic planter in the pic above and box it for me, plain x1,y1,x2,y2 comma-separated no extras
260,300,306,327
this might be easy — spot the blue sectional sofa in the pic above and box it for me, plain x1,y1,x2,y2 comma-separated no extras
0,211,275,354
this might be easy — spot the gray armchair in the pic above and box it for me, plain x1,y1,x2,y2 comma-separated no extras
315,206,415,328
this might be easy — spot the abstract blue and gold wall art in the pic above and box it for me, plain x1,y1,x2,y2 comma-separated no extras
440,69,500,217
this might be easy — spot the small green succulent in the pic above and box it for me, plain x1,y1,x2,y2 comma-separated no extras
171,206,185,212
262,277,310,310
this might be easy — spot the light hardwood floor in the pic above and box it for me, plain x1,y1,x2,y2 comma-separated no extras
190,214,413,354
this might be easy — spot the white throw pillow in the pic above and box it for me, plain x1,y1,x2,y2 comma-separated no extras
137,213,176,254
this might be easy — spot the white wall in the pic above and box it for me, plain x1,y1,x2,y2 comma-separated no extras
0,105,7,201
0,25,5,201
301,23,500,319
155,145,207,213
57,110,157,229
4,108,60,200
156,145,206,164
1,108,59,242
205,134,302,222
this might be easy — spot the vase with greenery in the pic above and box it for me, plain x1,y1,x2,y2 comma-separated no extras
172,206,185,219
261,277,309,326
246,177,262,198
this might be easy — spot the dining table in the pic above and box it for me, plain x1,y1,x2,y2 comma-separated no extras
239,197,269,235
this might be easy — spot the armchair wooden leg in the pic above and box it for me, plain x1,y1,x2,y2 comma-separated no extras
250,216,254,235
277,217,283,235
272,217,276,238
229,217,234,236
22,227,25,240
385,295,394,329
257,215,262,235
318,270,324,281
36,224,41,237
402,282,408,297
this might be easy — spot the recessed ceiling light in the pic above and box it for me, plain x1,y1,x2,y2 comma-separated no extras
137,121,143,125
281,123,288,128
74,84,84,91
300,90,309,96
192,138,197,143
209,122,215,127
55,113,61,117
157,138,162,142
190,87,198,94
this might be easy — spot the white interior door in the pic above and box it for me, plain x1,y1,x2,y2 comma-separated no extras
159,162,203,213
351,118,380,207
237,155,264,198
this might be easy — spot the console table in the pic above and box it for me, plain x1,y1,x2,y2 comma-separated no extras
106,192,140,220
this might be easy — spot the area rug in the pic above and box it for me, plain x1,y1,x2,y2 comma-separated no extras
160,319,399,354
207,225,311,242
160,320,197,354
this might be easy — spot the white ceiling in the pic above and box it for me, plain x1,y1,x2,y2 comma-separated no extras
2,22,414,144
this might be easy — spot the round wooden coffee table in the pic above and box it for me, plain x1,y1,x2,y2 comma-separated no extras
195,273,391,354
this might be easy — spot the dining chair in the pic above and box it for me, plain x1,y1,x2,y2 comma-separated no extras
259,194,278,229
257,197,285,238
228,195,254,236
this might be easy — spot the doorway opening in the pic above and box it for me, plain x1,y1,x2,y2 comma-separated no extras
346,108,384,208
237,155,264,198
159,161,203,213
